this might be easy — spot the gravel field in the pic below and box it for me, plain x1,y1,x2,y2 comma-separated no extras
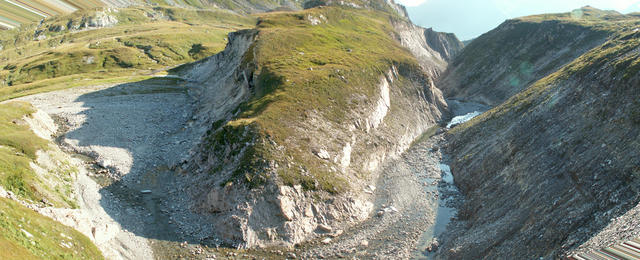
16,79,212,259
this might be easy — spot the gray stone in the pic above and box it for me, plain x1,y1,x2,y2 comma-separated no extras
316,224,332,233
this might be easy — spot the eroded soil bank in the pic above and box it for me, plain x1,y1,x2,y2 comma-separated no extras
297,133,456,259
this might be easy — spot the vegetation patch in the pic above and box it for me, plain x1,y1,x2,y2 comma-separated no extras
0,102,77,207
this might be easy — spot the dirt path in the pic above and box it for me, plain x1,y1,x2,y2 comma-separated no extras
16,78,209,259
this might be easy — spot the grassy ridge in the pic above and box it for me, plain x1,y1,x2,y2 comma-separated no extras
145,0,301,12
440,7,638,106
206,6,421,192
0,102,102,259
450,18,640,134
0,102,47,159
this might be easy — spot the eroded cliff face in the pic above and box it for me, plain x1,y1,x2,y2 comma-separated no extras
439,15,640,259
437,7,623,106
423,28,464,61
171,4,460,248
391,20,461,78
389,2,463,78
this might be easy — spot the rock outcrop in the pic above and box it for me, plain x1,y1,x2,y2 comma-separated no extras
391,20,463,78
32,9,119,40
423,28,463,61
438,11,640,259
66,9,119,31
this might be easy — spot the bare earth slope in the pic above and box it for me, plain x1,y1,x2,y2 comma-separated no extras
15,78,206,259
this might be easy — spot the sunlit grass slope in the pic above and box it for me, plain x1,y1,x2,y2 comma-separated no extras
0,6,255,100
0,101,104,259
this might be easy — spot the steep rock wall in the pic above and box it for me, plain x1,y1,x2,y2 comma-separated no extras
423,28,463,61
186,63,446,248
389,2,463,78
180,29,258,123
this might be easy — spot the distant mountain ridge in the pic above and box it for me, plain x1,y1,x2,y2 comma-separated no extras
438,6,637,106
0,0,302,29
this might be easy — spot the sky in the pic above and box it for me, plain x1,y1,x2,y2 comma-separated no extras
397,0,640,40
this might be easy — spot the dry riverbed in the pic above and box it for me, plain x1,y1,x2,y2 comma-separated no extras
15,78,213,259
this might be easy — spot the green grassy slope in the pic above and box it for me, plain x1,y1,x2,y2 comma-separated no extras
0,6,255,101
0,0,299,30
0,101,103,259
146,0,302,12
0,198,103,259
0,102,79,208
202,5,424,193
450,17,640,133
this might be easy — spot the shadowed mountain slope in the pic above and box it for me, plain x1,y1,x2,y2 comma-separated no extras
437,6,637,106
439,8,640,259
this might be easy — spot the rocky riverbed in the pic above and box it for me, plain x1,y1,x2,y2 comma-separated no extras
298,133,458,259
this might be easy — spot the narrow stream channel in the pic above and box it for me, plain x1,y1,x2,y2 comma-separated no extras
412,99,489,259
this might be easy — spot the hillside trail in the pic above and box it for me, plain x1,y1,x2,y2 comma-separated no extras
15,78,211,259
